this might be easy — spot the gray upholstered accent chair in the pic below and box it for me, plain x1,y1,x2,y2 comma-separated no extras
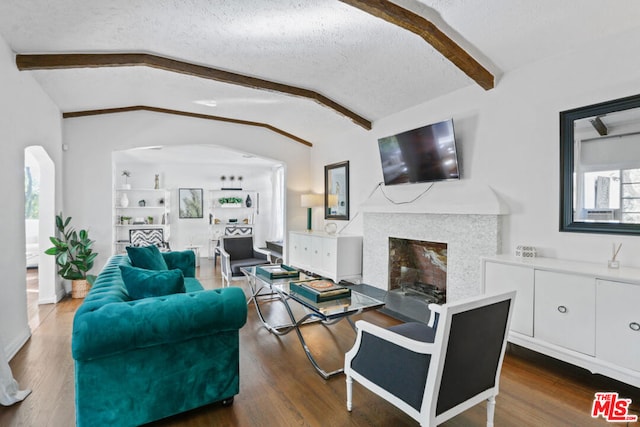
219,235,270,286
344,291,516,427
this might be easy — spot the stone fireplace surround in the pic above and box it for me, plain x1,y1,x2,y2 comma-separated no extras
361,182,507,302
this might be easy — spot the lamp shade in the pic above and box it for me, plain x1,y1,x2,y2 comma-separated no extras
300,193,323,208
327,193,339,207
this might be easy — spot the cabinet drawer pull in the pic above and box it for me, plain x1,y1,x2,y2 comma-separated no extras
630,322,640,331
557,305,568,314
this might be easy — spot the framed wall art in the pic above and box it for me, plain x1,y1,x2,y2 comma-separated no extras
179,188,203,219
324,161,349,220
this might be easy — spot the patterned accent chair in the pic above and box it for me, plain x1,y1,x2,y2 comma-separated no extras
129,228,171,251
345,291,515,427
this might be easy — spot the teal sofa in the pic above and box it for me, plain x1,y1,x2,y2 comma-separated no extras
72,252,247,427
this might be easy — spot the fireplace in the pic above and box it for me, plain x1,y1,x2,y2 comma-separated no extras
359,181,505,304
388,237,447,304
362,212,502,301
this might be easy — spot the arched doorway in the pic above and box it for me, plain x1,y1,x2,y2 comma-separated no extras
24,146,56,310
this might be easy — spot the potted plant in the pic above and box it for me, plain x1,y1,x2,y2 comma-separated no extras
45,213,98,298
121,170,131,189
218,197,243,207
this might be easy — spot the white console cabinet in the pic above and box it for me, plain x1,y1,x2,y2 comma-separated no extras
534,270,595,356
484,262,534,336
288,231,362,283
483,255,640,388
596,279,640,373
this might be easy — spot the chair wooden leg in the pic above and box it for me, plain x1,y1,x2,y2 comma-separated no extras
486,395,496,427
346,375,353,411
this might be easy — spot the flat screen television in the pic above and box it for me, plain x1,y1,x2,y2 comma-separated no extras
377,119,460,185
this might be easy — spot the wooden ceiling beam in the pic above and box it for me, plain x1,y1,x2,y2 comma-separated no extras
589,116,608,136
16,53,372,130
62,105,313,147
339,0,495,90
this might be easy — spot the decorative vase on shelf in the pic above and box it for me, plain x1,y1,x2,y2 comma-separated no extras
120,193,129,208
246,194,252,208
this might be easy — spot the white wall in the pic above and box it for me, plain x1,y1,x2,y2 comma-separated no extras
0,34,63,358
309,27,640,269
63,111,311,272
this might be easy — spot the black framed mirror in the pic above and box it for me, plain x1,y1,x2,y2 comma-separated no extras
324,161,349,220
560,93,640,235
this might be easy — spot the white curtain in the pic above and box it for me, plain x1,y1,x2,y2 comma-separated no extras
0,336,31,406
269,166,285,241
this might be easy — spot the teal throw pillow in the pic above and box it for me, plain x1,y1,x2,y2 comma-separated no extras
119,265,186,300
161,250,196,278
126,245,168,271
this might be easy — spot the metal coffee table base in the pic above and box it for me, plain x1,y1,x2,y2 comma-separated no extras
249,286,356,380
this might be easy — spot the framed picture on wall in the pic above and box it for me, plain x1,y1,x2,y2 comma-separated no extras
179,188,203,219
324,161,349,220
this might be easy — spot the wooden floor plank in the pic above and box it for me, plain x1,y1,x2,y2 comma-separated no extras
3,259,639,426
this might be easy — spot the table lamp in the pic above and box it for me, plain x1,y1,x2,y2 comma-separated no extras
300,194,323,231
327,193,339,210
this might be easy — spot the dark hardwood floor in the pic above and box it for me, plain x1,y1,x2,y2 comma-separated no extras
4,259,639,426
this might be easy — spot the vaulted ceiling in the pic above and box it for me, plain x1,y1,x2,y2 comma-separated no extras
1,0,640,148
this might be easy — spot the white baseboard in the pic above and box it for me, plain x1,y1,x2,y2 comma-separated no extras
55,287,67,303
38,295,57,305
5,326,31,361
38,286,67,305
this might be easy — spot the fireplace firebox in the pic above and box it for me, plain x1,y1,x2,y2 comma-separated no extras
388,237,447,304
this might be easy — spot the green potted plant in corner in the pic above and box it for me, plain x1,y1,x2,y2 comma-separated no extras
45,213,98,299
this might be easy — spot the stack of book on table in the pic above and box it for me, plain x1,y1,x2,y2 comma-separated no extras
289,279,351,303
256,264,300,280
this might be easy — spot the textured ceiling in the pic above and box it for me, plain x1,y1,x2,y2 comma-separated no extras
1,0,640,151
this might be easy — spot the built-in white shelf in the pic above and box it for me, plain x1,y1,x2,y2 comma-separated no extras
112,188,170,253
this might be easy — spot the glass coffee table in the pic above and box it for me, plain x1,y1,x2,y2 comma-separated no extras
241,265,385,379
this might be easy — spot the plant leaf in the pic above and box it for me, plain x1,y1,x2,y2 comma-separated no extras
44,247,60,256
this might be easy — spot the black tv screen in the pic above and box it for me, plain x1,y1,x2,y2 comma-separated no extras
377,119,460,185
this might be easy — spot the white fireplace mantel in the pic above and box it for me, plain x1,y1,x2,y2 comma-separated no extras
361,181,506,301
361,181,509,215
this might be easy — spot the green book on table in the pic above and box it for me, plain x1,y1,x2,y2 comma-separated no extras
256,264,300,279
289,279,351,303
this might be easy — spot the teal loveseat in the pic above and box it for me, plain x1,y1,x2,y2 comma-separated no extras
72,252,247,427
